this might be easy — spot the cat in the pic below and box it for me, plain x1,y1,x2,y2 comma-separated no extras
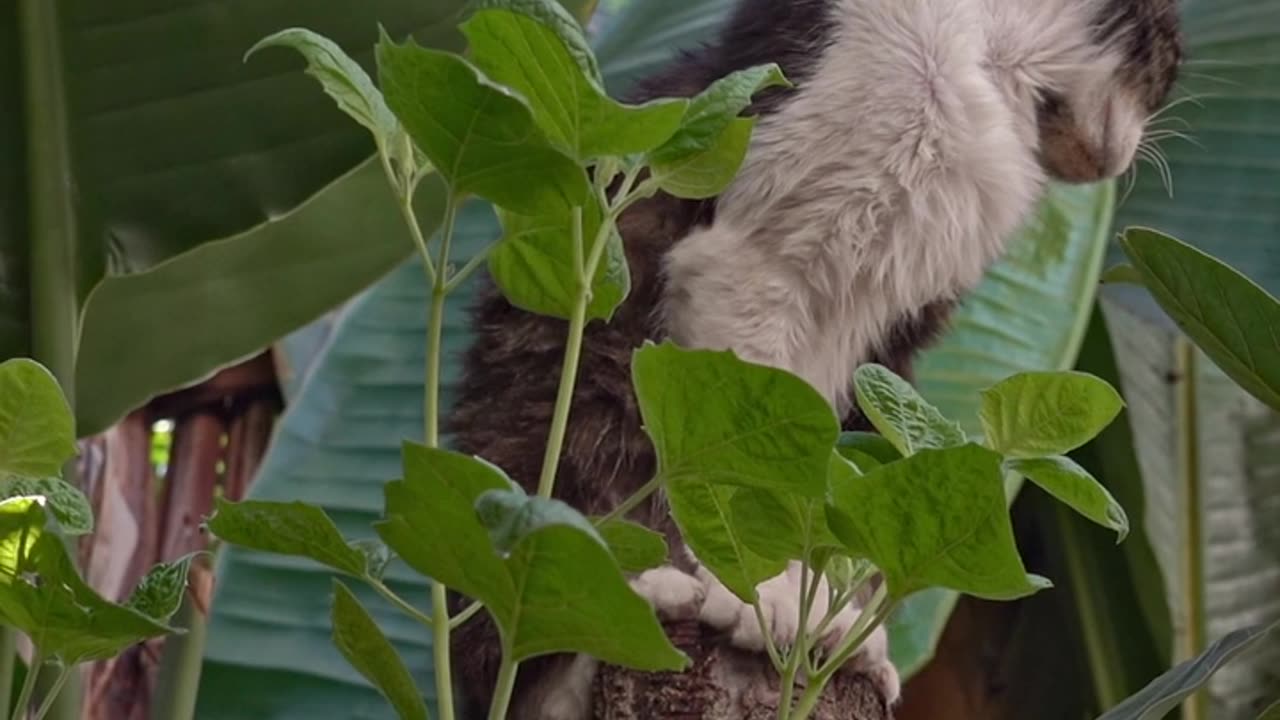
447,0,1183,717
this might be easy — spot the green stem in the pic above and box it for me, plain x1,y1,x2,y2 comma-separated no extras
424,196,456,450
448,600,483,631
1175,338,1206,720
21,0,84,715
151,588,210,720
753,601,785,674
11,653,41,720
0,632,15,718
30,668,70,720
791,589,896,720
535,206,600,500
486,658,520,720
371,579,434,629
431,583,455,720
443,245,496,295
595,476,663,526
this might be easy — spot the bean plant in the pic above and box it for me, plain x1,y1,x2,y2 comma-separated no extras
1,2,1276,720
199,3,1137,719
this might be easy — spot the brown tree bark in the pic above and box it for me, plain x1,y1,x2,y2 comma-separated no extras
593,620,893,720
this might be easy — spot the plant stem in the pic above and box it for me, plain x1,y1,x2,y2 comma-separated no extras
1175,338,1206,720
0,632,15,718
535,206,599,499
431,583,456,720
486,657,520,720
151,587,210,720
790,588,896,720
30,669,70,720
21,0,84,715
371,579,434,629
449,600,483,631
424,196,457,449
596,475,663,526
11,653,41,720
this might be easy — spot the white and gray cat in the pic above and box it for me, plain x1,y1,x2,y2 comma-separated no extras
447,0,1183,717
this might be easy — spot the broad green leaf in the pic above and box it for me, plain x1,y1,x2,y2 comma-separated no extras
126,553,200,622
463,6,687,159
206,499,367,578
853,364,968,456
835,432,902,473
1096,622,1278,720
4,2,462,437
1114,227,1280,412
0,497,182,662
649,64,789,163
728,488,806,562
596,519,668,573
632,342,838,496
667,482,785,602
245,28,397,148
827,443,1049,600
650,116,755,199
74,162,446,437
978,371,1125,457
0,476,92,535
488,200,631,321
499,523,685,667
375,36,588,215
0,358,75,477
331,581,429,720
1007,456,1128,541
474,490,605,554
1258,700,1280,720
376,446,514,611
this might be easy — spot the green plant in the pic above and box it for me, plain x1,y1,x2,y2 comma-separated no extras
0,359,194,720
200,4,1148,719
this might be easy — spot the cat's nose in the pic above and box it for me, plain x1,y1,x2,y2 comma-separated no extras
1042,135,1109,183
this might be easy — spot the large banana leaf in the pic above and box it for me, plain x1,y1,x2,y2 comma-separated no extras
1103,1,1280,716
213,2,1118,713
1,0,464,435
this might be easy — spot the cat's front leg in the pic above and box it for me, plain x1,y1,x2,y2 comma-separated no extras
697,560,902,705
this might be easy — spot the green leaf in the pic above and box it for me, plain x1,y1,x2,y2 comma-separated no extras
330,581,429,720
649,63,788,163
376,445,514,609
632,341,838,496
978,371,1125,457
206,499,367,578
245,28,397,148
5,2,464,437
126,553,200,622
1258,699,1280,720
1115,227,1280,412
488,200,631,321
0,497,182,663
666,482,785,602
462,5,687,159
650,116,754,199
1101,264,1144,286
827,443,1049,601
835,432,902,473
381,457,683,670
595,519,668,573
0,358,75,477
474,490,605,555
853,364,968,456
1096,622,1278,720
0,476,92,535
1007,456,1128,541
727,488,807,562
375,35,588,215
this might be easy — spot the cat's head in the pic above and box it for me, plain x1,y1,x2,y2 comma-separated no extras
1023,0,1184,183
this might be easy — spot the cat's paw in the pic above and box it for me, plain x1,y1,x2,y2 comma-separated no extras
629,565,707,620
847,623,901,706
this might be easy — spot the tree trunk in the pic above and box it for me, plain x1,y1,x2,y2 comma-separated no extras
593,620,893,720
